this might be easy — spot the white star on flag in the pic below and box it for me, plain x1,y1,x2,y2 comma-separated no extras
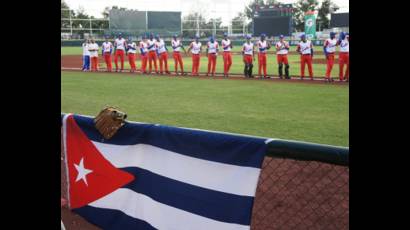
74,157,93,186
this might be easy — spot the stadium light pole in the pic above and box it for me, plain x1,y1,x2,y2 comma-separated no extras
69,9,73,36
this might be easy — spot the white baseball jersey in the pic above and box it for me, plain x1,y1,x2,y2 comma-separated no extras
88,43,99,57
172,39,181,52
221,39,231,52
243,42,254,55
102,42,112,53
127,42,137,54
114,38,126,50
207,41,219,54
139,41,148,54
147,39,156,52
339,39,349,53
156,39,167,54
298,40,312,55
190,42,202,54
257,40,268,53
324,38,337,53
82,43,90,56
275,41,289,55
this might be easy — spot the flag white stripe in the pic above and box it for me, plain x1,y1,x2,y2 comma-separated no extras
89,188,250,230
92,142,260,197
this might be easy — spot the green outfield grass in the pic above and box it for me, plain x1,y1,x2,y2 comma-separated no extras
61,71,349,146
62,46,343,78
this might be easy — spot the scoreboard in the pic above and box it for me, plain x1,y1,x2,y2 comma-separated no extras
253,4,293,17
252,4,293,36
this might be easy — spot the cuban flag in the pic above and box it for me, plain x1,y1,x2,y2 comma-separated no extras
62,114,268,230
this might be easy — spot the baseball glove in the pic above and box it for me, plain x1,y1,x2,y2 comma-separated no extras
94,106,127,139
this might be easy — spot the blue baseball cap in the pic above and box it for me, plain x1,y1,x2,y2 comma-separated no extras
246,34,252,39
279,35,284,39
300,33,306,38
118,32,122,36
260,33,266,37
194,35,199,39
223,32,228,37
173,34,178,38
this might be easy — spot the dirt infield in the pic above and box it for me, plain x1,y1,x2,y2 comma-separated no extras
61,131,349,230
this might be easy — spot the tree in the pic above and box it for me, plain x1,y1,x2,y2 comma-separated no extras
231,12,248,35
61,0,75,29
292,0,319,32
317,0,339,30
244,0,266,20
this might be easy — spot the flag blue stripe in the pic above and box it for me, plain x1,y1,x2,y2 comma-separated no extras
73,114,267,168
121,167,254,226
74,205,157,230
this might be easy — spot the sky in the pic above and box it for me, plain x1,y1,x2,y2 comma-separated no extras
64,0,349,25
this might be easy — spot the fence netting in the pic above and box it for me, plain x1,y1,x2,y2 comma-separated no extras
250,156,349,230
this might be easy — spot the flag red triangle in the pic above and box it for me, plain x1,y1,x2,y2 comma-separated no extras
65,115,135,209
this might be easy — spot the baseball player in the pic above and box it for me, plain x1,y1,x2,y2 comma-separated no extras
338,32,349,82
242,34,255,78
171,34,186,75
296,34,314,80
275,35,290,79
126,37,137,73
187,35,202,76
323,32,337,82
206,36,219,76
256,33,271,78
221,32,233,77
88,38,99,72
155,34,171,75
101,36,113,72
113,33,127,72
139,35,148,74
81,39,90,71
147,33,158,74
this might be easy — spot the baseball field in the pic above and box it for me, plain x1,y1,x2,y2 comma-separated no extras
61,46,349,146
61,44,349,229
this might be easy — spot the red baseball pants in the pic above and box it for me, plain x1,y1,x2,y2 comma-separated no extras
114,49,125,71
277,54,289,65
223,52,232,75
243,55,253,64
158,52,169,73
140,54,148,73
325,53,335,78
148,51,158,73
104,52,112,72
128,53,137,72
258,53,267,76
207,53,217,75
90,56,98,72
339,52,349,80
192,54,200,75
173,52,184,74
300,54,313,78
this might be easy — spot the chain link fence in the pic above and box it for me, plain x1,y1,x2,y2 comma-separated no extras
251,157,349,230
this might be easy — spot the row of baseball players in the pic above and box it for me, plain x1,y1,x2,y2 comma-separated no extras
82,32,349,81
